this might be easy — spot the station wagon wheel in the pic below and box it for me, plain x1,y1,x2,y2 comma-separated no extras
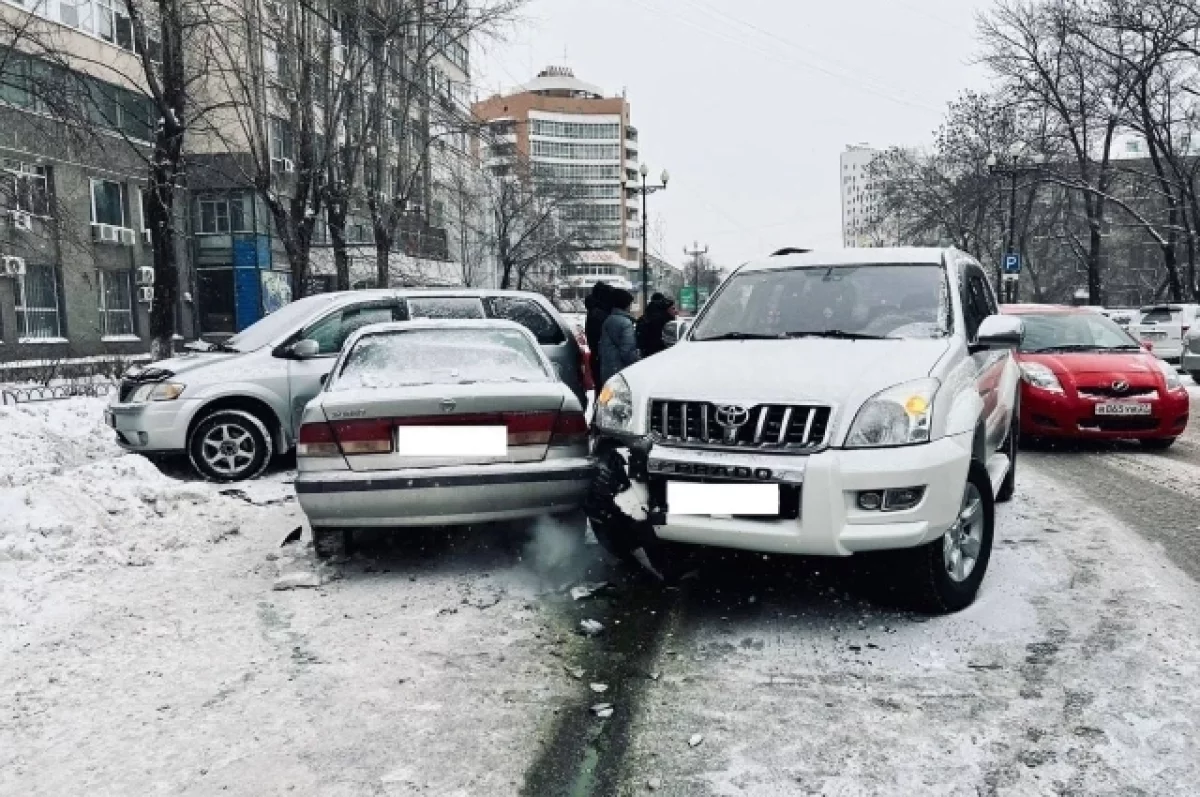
188,409,272,483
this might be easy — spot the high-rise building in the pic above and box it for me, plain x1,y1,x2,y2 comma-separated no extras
840,144,885,248
472,67,642,301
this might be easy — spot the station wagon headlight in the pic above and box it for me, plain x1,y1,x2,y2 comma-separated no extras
846,378,938,448
595,375,637,433
129,382,186,402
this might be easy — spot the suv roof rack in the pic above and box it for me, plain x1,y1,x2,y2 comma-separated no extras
771,247,811,256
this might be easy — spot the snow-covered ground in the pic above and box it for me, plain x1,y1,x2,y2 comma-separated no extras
3,396,1200,795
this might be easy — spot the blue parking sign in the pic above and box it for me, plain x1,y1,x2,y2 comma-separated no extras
1003,253,1021,274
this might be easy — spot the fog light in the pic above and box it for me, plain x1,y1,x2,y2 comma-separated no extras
883,486,925,511
857,491,883,511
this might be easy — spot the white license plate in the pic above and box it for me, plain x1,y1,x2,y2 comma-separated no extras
104,410,116,428
667,482,779,516
1142,331,1167,339
396,426,507,457
1095,403,1152,416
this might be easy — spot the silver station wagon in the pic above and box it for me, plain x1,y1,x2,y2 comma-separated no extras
292,319,593,557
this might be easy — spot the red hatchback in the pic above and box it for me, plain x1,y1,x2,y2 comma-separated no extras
1003,305,1190,449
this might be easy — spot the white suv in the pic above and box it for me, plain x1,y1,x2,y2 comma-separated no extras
587,248,1023,613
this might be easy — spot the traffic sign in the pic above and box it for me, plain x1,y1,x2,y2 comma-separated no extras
1003,253,1021,274
697,286,710,305
680,286,697,312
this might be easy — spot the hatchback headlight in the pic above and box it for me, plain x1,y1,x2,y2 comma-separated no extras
1156,359,1184,391
129,382,185,402
1019,362,1063,393
845,378,938,448
594,375,637,434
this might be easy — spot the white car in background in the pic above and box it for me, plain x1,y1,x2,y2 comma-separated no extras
1129,304,1200,363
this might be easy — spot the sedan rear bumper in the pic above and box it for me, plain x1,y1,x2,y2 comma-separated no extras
294,457,595,527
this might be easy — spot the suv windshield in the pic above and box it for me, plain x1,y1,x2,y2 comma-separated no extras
691,264,950,342
1018,312,1141,352
225,293,341,351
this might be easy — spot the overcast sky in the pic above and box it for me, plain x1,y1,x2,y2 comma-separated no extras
476,0,995,270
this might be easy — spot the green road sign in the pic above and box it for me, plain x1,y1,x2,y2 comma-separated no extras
680,286,697,312
697,286,711,305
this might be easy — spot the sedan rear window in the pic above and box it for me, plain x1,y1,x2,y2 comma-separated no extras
332,328,552,390
406,297,485,320
1139,307,1180,324
485,297,566,345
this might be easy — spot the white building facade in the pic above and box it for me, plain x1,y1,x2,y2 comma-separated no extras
840,144,884,248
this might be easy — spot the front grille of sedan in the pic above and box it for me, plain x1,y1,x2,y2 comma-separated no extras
1077,386,1157,399
648,400,832,452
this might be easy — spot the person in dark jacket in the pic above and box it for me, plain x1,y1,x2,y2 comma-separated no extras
598,288,640,385
584,282,613,383
636,293,677,358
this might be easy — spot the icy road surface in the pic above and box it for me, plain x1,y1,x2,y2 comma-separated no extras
2,392,1200,795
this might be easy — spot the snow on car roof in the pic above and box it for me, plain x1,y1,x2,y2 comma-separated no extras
1001,304,1081,315
738,247,950,273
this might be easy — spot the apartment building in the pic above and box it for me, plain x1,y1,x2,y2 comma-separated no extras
0,0,194,359
472,66,643,302
0,0,481,357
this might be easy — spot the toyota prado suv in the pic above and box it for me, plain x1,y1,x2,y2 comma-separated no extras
587,248,1023,613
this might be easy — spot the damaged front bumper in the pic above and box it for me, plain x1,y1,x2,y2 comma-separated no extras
586,433,973,557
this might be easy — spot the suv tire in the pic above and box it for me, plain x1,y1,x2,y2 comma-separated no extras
895,460,994,614
188,409,273,482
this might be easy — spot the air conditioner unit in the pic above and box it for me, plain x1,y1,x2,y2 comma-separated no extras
118,228,136,246
1,255,26,277
10,210,33,231
142,228,153,244
282,158,295,173
136,265,155,286
137,286,154,303
92,223,120,244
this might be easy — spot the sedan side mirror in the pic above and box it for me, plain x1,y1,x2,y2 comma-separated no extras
975,315,1023,350
290,339,320,359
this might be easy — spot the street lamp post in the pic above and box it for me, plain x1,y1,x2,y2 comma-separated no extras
626,163,669,311
986,150,1044,304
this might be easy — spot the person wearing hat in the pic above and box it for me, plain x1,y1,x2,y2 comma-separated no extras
598,287,640,385
584,282,613,384
636,292,678,358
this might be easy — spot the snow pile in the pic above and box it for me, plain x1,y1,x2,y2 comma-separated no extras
0,398,294,565
0,399,123,488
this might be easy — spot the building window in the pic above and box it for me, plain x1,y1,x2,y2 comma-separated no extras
197,195,248,234
531,140,621,160
98,269,135,337
270,116,294,163
1,160,50,216
530,120,620,140
91,179,128,227
16,264,63,340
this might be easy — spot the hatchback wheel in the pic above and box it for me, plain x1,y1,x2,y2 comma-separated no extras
894,461,994,614
188,409,272,482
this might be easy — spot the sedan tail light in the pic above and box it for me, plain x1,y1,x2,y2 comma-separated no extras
574,328,595,390
297,422,341,457
550,411,589,446
331,419,394,454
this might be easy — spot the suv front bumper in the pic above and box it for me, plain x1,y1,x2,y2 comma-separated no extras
596,434,973,557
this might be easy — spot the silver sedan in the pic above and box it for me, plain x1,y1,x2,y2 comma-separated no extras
293,319,594,557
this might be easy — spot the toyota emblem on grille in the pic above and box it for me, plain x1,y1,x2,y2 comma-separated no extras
440,398,457,413
715,404,751,444
1111,379,1129,393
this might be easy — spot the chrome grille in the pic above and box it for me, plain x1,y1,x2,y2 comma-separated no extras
649,400,831,451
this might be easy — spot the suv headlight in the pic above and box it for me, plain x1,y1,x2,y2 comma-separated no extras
129,382,186,402
1019,362,1063,393
594,375,637,434
1155,359,1184,391
845,378,938,448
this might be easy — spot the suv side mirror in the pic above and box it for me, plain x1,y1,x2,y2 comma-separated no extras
290,339,321,359
662,319,691,347
975,315,1023,350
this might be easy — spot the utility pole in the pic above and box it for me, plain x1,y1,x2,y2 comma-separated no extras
684,241,709,315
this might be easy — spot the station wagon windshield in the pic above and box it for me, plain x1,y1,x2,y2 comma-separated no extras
691,264,951,342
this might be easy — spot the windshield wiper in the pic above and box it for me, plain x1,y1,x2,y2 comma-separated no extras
1026,344,1104,353
785,330,891,341
693,332,782,342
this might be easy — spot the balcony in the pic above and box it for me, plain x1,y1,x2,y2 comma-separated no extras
626,126,638,142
